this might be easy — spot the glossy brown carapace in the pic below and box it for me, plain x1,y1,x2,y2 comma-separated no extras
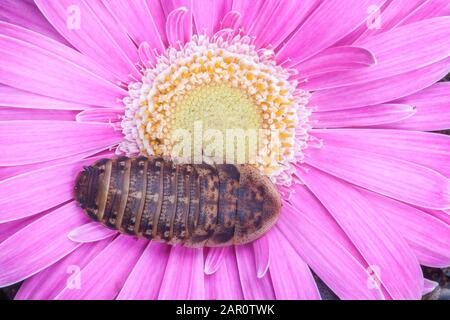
74,157,281,247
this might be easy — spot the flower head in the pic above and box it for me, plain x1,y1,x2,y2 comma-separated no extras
0,0,449,300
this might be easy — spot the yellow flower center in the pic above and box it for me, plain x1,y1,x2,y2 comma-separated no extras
121,35,311,185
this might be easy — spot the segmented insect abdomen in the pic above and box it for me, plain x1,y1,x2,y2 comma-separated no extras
74,157,281,247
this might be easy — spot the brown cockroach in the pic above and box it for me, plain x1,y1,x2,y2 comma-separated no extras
74,157,281,247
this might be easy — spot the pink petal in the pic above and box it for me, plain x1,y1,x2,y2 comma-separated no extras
297,166,423,299
162,0,192,45
145,0,169,45
0,155,107,223
0,107,77,121
158,246,204,299
204,247,226,275
0,0,69,44
276,0,385,65
220,11,241,30
102,0,165,53
35,0,140,81
355,0,429,42
0,86,89,111
193,0,232,37
248,0,317,49
253,236,270,278
117,242,171,300
362,189,450,268
0,214,43,244
235,244,275,299
138,41,158,68
312,129,450,178
268,228,321,300
166,7,190,48
311,104,415,128
309,57,450,111
423,279,439,296
0,202,87,287
0,21,119,83
205,247,244,299
304,144,450,210
427,209,450,225
398,0,450,26
75,108,122,123
15,239,111,300
0,36,126,108
278,202,384,300
296,46,377,78
304,17,450,90
0,121,122,166
231,0,265,34
385,83,450,131
54,236,147,300
0,149,114,181
68,222,117,243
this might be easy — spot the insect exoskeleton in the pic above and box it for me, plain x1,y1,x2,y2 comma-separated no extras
74,157,281,247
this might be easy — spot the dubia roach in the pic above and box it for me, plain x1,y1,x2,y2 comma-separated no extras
74,157,281,248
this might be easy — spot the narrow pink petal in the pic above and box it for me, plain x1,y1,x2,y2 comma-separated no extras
249,0,317,49
0,107,77,121
312,129,450,178
204,247,226,275
68,222,117,243
145,0,169,45
362,189,450,268
0,155,107,223
220,11,241,30
158,246,204,299
193,0,232,37
0,0,69,44
297,166,424,299
231,0,265,34
276,0,386,65
0,86,89,111
205,247,244,299
253,236,270,278
311,104,415,128
268,228,321,300
296,46,376,78
0,121,122,166
398,0,450,26
278,202,384,300
304,17,450,90
0,36,126,108
75,108,122,123
355,0,428,42
427,209,450,225
309,58,450,111
0,202,87,287
385,83,450,131
162,0,192,44
35,0,140,81
102,0,165,53
117,242,171,300
0,21,120,84
0,149,114,181
423,279,439,296
304,144,450,209
54,236,147,300
138,41,158,68
0,214,43,244
235,244,275,299
15,239,111,300
166,7,190,48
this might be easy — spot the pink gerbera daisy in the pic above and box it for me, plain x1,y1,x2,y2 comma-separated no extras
0,0,450,300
